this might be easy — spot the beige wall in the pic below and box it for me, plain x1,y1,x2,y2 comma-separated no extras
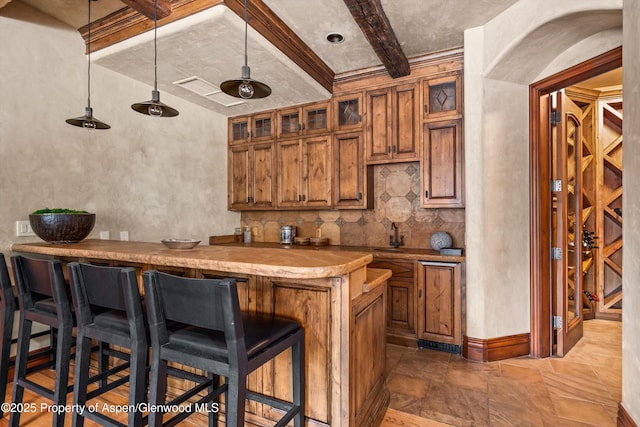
0,2,239,259
622,0,640,422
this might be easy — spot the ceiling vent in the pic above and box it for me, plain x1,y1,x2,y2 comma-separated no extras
173,76,246,107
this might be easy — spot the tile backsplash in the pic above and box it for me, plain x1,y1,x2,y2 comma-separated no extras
240,162,464,249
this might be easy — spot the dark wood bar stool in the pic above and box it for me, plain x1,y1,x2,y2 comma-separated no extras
68,262,149,427
143,270,305,427
10,256,74,427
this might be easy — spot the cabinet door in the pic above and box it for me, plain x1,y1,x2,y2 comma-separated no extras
392,83,420,161
277,107,302,139
365,88,392,163
229,116,250,145
418,262,461,346
251,112,275,141
303,102,330,134
368,259,417,347
334,92,363,132
228,145,251,210
423,74,461,120
333,132,372,209
421,119,464,208
302,136,332,207
251,143,276,209
277,139,303,207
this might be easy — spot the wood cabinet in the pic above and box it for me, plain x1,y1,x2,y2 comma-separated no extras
368,258,417,347
422,74,462,120
333,92,364,132
421,119,464,208
229,111,275,145
417,261,463,349
277,101,330,138
276,136,332,208
228,142,275,210
365,83,420,163
333,132,373,209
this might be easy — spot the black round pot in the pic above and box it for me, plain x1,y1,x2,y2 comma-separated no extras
29,213,96,244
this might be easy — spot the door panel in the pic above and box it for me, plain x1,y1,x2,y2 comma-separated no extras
552,91,584,356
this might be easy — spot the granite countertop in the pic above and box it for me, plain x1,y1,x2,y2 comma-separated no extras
212,241,465,263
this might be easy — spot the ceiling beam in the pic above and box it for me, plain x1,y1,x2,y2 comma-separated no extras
119,0,173,20
222,0,334,93
342,0,410,78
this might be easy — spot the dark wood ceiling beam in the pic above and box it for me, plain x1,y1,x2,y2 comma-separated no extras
222,0,334,93
343,0,409,78
119,0,173,20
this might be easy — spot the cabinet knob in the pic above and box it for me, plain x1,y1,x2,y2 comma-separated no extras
425,191,429,199
418,289,422,298
357,192,362,201
387,146,391,154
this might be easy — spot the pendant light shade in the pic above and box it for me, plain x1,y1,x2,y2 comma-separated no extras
131,0,179,117
220,0,271,99
66,0,110,130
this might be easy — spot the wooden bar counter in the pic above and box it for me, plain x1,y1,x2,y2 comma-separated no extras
12,240,391,427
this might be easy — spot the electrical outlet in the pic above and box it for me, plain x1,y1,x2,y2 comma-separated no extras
119,231,129,241
16,220,35,237
99,231,110,240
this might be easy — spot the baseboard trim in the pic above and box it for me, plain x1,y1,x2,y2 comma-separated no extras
463,333,530,362
618,403,638,427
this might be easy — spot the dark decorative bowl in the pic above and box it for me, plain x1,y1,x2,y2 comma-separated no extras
29,213,96,244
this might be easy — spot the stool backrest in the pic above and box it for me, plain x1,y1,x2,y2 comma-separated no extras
11,256,71,316
143,270,243,348
68,262,142,329
0,254,15,315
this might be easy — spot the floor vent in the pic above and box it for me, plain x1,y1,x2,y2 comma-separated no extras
418,339,461,354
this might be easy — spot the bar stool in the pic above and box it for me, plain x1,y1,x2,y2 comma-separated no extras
143,270,305,427
10,255,74,427
68,262,148,427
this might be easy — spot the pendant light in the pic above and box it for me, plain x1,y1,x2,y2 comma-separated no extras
220,0,271,99
131,0,179,117
66,0,110,130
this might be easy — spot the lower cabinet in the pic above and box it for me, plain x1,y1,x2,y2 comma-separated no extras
417,261,464,351
369,258,417,347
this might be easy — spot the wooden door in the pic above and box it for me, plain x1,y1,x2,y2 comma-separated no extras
302,136,331,207
228,145,251,210
420,119,463,208
365,88,392,162
251,143,275,209
552,91,584,356
333,132,371,209
334,92,363,132
277,140,303,207
391,83,420,161
228,143,274,210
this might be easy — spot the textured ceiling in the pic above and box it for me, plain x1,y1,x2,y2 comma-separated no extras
12,0,527,115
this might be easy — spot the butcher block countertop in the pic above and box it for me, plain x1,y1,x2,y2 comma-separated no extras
11,239,373,280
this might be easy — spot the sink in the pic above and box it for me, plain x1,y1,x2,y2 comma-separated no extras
374,248,405,253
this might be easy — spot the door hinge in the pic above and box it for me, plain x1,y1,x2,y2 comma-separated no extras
550,110,561,124
553,315,563,329
552,180,562,192
552,247,562,260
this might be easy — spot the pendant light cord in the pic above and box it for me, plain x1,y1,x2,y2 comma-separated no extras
87,0,92,109
154,0,158,92
244,0,248,68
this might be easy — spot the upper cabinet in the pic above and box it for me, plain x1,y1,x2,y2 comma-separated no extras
228,142,275,211
277,101,331,139
229,112,275,145
422,74,462,120
333,92,363,132
365,83,420,164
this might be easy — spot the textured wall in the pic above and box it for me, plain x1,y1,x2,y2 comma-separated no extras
622,0,640,422
0,2,239,259
241,162,465,248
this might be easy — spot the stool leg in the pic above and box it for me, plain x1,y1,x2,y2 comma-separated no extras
52,324,72,427
9,317,32,427
208,373,219,427
72,334,92,427
225,370,247,427
148,356,168,427
0,309,13,419
98,341,110,388
127,342,148,427
292,335,305,427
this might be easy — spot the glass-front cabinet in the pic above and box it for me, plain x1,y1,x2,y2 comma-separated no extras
277,101,330,138
333,92,363,132
228,112,275,145
422,75,461,120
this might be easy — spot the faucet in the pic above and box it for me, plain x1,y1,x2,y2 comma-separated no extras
389,222,404,248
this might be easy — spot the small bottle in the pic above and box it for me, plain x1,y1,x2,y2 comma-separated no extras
234,227,243,243
243,226,252,243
